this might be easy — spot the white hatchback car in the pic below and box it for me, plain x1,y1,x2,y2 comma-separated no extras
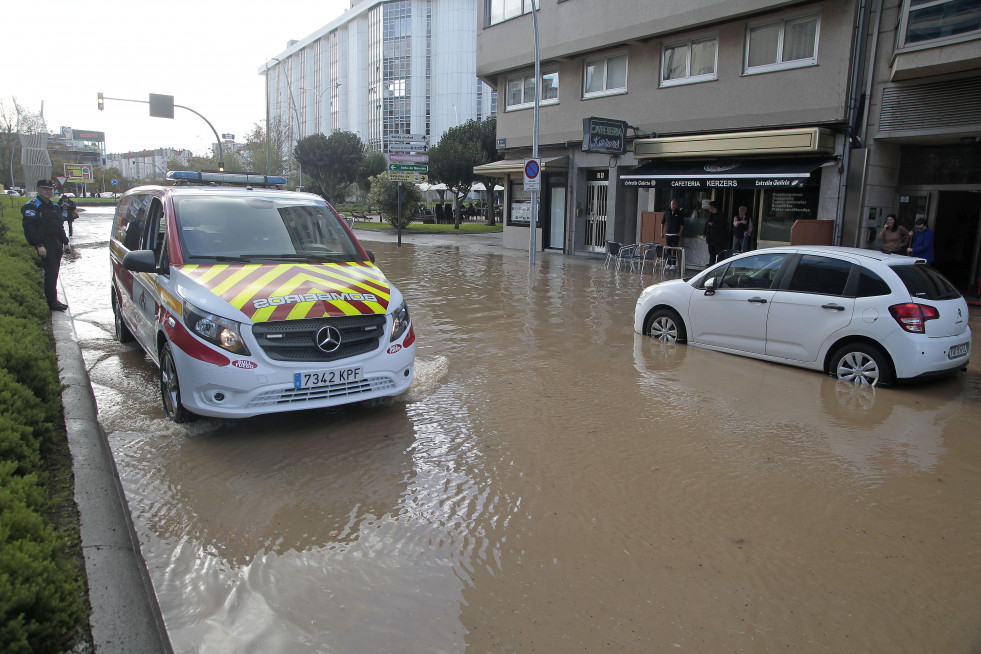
634,246,971,386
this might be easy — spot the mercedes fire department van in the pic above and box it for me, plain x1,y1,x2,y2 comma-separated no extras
110,171,415,422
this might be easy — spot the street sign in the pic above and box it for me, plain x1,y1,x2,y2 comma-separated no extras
523,158,541,191
56,176,67,186
389,172,428,183
389,133,428,143
389,163,429,173
388,153,429,163
388,143,428,153
111,179,118,186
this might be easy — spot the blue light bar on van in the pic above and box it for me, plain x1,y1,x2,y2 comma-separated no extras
166,171,287,186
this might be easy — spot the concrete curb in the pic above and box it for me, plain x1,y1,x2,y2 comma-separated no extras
51,298,173,654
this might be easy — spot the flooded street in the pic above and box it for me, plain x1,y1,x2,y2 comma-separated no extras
63,208,981,653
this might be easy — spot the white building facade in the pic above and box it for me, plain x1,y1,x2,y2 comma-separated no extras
106,148,191,182
260,0,495,155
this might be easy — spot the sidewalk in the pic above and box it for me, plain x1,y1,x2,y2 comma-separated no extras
52,296,173,653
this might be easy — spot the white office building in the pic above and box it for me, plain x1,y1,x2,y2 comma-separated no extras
259,0,495,155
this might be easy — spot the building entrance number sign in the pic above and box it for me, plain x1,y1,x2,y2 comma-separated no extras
524,159,541,191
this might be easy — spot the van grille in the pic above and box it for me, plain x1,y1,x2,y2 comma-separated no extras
252,315,387,362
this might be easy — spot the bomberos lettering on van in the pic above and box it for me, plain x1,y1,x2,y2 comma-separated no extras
253,292,379,309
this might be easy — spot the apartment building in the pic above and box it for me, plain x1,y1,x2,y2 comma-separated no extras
106,148,191,182
260,0,495,159
846,0,981,295
476,0,864,265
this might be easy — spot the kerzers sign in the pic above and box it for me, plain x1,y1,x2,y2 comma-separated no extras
582,117,628,155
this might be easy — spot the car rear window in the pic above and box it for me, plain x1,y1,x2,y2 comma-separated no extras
891,264,961,300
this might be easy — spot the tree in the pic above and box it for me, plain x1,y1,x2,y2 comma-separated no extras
239,120,290,176
368,172,422,228
357,152,388,209
427,117,500,228
294,131,365,204
0,98,45,189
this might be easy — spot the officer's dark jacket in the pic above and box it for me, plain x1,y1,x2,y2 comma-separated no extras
21,197,69,247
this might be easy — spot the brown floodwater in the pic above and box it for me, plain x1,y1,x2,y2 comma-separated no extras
62,209,981,653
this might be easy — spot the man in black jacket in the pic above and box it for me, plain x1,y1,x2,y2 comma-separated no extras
702,201,729,265
22,180,71,311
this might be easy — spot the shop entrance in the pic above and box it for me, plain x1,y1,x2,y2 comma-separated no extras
584,172,609,253
934,191,981,299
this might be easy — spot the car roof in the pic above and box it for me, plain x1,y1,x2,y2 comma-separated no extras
125,184,326,202
739,245,923,265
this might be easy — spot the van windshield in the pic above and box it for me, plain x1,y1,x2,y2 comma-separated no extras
174,195,364,263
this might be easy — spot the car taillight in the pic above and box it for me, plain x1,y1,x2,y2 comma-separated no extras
889,303,939,333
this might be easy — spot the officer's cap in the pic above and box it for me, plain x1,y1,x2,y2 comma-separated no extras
36,179,55,189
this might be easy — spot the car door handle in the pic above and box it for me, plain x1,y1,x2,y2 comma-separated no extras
748,297,768,304
821,303,846,311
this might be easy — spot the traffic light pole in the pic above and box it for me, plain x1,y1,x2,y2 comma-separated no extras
97,94,225,171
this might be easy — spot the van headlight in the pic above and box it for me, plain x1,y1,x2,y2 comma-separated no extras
184,301,250,355
390,300,410,342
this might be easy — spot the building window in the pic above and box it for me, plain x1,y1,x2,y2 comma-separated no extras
505,70,558,110
487,0,539,26
745,13,819,74
583,53,627,98
899,0,981,47
661,36,718,87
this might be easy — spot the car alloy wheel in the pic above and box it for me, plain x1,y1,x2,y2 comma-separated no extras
159,343,192,423
647,308,686,343
831,343,892,387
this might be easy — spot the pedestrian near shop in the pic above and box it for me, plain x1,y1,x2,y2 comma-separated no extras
661,198,685,269
22,179,71,311
703,201,729,264
907,218,935,263
732,205,753,251
877,213,909,254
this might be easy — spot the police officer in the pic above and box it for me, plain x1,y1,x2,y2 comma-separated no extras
22,179,71,311
58,192,78,236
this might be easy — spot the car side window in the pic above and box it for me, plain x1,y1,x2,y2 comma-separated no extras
144,198,167,264
856,267,891,297
122,195,150,251
719,253,787,289
787,255,852,296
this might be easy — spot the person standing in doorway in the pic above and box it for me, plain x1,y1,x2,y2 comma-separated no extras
877,213,909,254
703,201,729,264
907,218,935,263
661,198,685,270
732,205,753,251
22,179,71,311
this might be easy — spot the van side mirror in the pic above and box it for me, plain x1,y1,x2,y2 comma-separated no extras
704,276,717,296
122,249,158,273
364,249,376,263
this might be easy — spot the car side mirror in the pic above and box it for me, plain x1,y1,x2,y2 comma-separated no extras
122,249,158,273
704,276,717,296
364,249,376,263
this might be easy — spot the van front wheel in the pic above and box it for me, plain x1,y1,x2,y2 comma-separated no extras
160,343,193,423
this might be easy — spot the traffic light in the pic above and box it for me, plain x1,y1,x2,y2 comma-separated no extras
97,92,104,111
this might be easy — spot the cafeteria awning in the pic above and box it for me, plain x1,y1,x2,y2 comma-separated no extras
620,157,836,189
473,156,568,176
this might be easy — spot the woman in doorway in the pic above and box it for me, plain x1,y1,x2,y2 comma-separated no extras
877,214,909,254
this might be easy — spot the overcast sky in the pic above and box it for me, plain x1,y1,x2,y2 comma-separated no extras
2,0,351,156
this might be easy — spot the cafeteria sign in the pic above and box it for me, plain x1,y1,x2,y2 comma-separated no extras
582,116,628,155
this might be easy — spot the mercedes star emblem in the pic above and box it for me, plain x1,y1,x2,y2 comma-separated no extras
315,325,342,353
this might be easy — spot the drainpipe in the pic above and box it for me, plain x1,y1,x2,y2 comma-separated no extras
835,0,874,245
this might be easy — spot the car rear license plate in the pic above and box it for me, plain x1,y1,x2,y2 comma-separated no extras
948,342,969,360
294,366,363,389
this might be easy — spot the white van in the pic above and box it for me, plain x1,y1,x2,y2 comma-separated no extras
110,171,415,421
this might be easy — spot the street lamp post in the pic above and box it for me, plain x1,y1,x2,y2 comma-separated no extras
271,57,303,190
300,86,336,134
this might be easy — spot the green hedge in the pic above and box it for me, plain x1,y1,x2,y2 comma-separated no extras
0,205,89,652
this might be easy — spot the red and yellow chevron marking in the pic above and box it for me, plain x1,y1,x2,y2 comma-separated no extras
179,262,391,322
